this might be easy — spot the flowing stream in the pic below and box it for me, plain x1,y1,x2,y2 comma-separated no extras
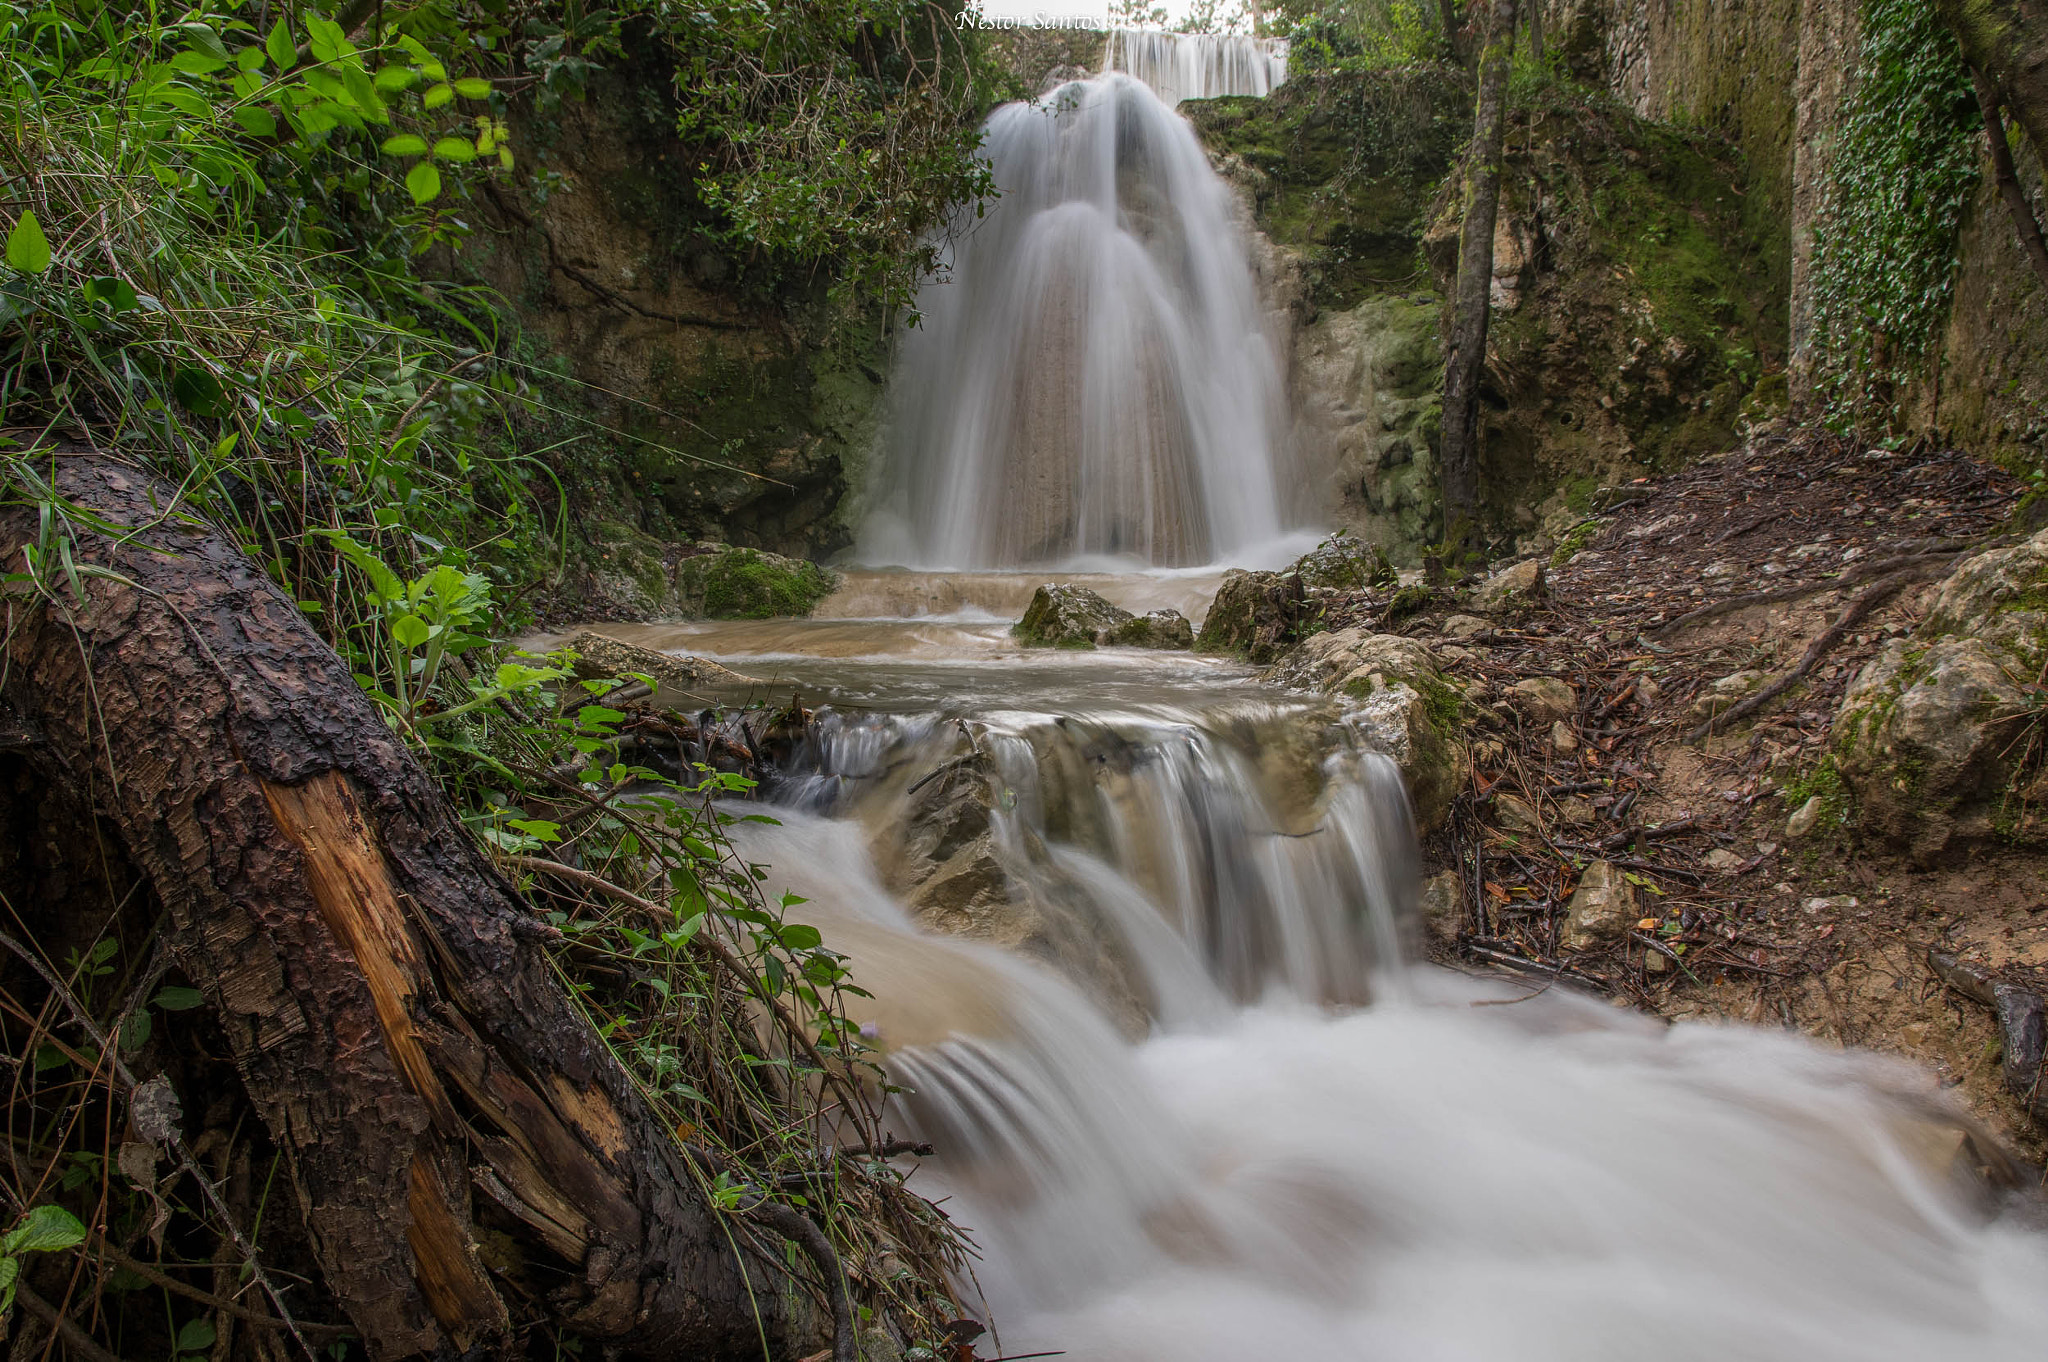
618,50,2045,1360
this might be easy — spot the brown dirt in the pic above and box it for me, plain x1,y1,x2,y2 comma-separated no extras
1329,428,2048,1161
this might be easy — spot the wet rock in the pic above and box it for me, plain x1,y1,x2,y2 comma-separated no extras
1264,628,1464,830
1560,860,1636,952
1442,613,1491,638
1785,795,1825,838
676,543,839,620
1495,793,1542,832
1470,558,1545,614
1291,532,1395,592
1196,569,1303,663
1013,583,1133,649
1508,676,1576,722
1105,608,1195,651
561,630,759,696
1421,869,1466,940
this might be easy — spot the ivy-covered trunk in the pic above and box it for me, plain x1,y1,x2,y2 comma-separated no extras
0,451,829,1360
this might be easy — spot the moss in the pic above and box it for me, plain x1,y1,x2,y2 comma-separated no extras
691,547,837,619
1413,670,1465,732
1783,753,1853,828
1550,516,1608,567
1381,585,1436,625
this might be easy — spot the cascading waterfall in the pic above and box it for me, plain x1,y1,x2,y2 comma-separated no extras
858,74,1296,570
1103,27,1290,105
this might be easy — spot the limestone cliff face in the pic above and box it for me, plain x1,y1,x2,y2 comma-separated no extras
1542,0,2048,466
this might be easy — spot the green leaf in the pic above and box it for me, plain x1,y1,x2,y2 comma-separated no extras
231,106,277,138
305,14,344,64
235,45,266,72
82,277,138,312
421,81,454,109
7,211,50,274
453,77,493,99
264,19,295,70
405,161,441,205
497,145,515,171
3,1205,88,1255
778,923,822,952
374,64,418,92
153,986,205,1012
120,1010,152,1052
171,367,229,418
379,133,428,156
391,614,431,648
430,137,477,163
176,1319,217,1352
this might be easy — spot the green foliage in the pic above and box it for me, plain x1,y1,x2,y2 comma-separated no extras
635,0,1002,316
0,1203,87,1316
1280,0,1446,72
695,546,837,619
1808,0,1981,429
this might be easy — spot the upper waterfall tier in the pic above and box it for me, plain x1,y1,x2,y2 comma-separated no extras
1103,28,1289,105
859,73,1297,571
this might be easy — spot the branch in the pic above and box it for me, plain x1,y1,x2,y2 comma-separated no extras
1970,68,2048,292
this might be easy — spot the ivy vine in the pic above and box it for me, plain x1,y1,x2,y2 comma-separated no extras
1807,0,1981,429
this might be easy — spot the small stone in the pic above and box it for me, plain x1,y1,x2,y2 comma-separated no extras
1550,719,1577,752
1704,848,1746,872
1561,860,1637,952
1496,793,1542,832
1635,675,1660,704
1442,613,1491,639
1803,894,1858,915
1757,841,1779,856
1558,796,1597,826
1786,795,1825,838
1509,677,1576,721
1644,949,1670,974
1421,869,1466,937
1471,559,1545,614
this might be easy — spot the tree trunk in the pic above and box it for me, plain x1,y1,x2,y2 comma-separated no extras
0,451,827,1359
1439,0,1519,557
1969,67,2048,289
1941,0,2048,183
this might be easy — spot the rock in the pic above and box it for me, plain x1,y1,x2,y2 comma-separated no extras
1013,583,1133,649
1508,676,1576,722
1803,894,1858,915
1561,860,1636,952
1442,613,1491,639
1558,796,1597,826
1195,569,1302,663
1264,627,1438,693
1704,848,1746,872
1834,637,2033,860
1470,558,1545,614
1496,793,1542,832
1687,669,1766,721
1421,869,1466,940
675,543,839,620
560,630,759,697
1105,608,1195,650
1785,795,1826,838
1291,532,1395,592
1636,675,1661,704
1549,719,1578,752
1644,948,1670,975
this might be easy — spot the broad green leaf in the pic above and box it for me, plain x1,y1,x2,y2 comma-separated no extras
2,1205,88,1255
373,65,417,92
342,64,388,122
405,161,441,204
391,614,432,648
778,923,823,951
7,210,50,274
82,277,137,312
497,146,514,170
230,69,264,100
171,367,228,418
453,77,492,99
178,22,230,61
235,45,266,72
264,19,294,69
231,106,277,137
120,1010,152,1051
0,1255,18,1311
176,1319,217,1352
421,81,454,109
168,50,227,74
430,136,477,163
380,133,428,156
305,14,343,63
153,986,205,1012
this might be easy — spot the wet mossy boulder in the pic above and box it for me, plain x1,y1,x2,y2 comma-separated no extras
1833,528,2048,861
1016,586,1194,651
1293,531,1397,592
1195,570,1304,663
677,543,838,620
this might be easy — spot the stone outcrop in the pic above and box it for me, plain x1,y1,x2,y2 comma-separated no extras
1560,859,1638,951
1014,585,1193,650
1195,569,1303,662
1264,627,1465,830
1471,559,1545,613
559,629,758,696
1833,528,2048,861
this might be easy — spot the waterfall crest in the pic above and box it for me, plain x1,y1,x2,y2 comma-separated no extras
859,74,1295,571
1103,28,1290,105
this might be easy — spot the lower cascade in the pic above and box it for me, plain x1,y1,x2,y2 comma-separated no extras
1104,27,1290,106
859,73,1296,571
619,593,2048,1361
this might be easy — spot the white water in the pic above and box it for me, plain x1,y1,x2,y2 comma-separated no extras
859,73,1296,570
607,610,2048,1361
1103,28,1290,105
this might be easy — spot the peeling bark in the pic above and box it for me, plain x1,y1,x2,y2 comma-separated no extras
0,451,823,1359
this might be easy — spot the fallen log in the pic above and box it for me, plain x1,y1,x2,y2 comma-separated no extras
0,451,830,1358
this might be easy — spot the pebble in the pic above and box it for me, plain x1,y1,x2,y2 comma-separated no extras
1704,848,1746,872
1803,894,1858,915
1550,719,1577,752
1786,794,1825,837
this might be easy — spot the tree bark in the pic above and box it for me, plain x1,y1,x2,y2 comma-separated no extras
1439,0,1519,557
1941,0,2048,183
0,451,827,1359
1968,67,2048,290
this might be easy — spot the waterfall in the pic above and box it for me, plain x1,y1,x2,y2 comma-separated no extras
1103,27,1290,105
859,73,1296,571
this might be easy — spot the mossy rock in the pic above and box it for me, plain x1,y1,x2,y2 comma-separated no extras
677,544,838,620
1195,570,1304,663
1293,531,1396,592
1013,583,1130,649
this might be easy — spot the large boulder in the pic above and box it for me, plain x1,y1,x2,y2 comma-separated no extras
1013,583,1131,649
1106,608,1195,650
674,543,838,620
1195,569,1303,662
1832,527,2048,861
1263,627,1465,830
1292,532,1396,593
1470,558,1545,614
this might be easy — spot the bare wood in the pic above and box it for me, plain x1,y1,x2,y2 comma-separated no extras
1969,68,2048,291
